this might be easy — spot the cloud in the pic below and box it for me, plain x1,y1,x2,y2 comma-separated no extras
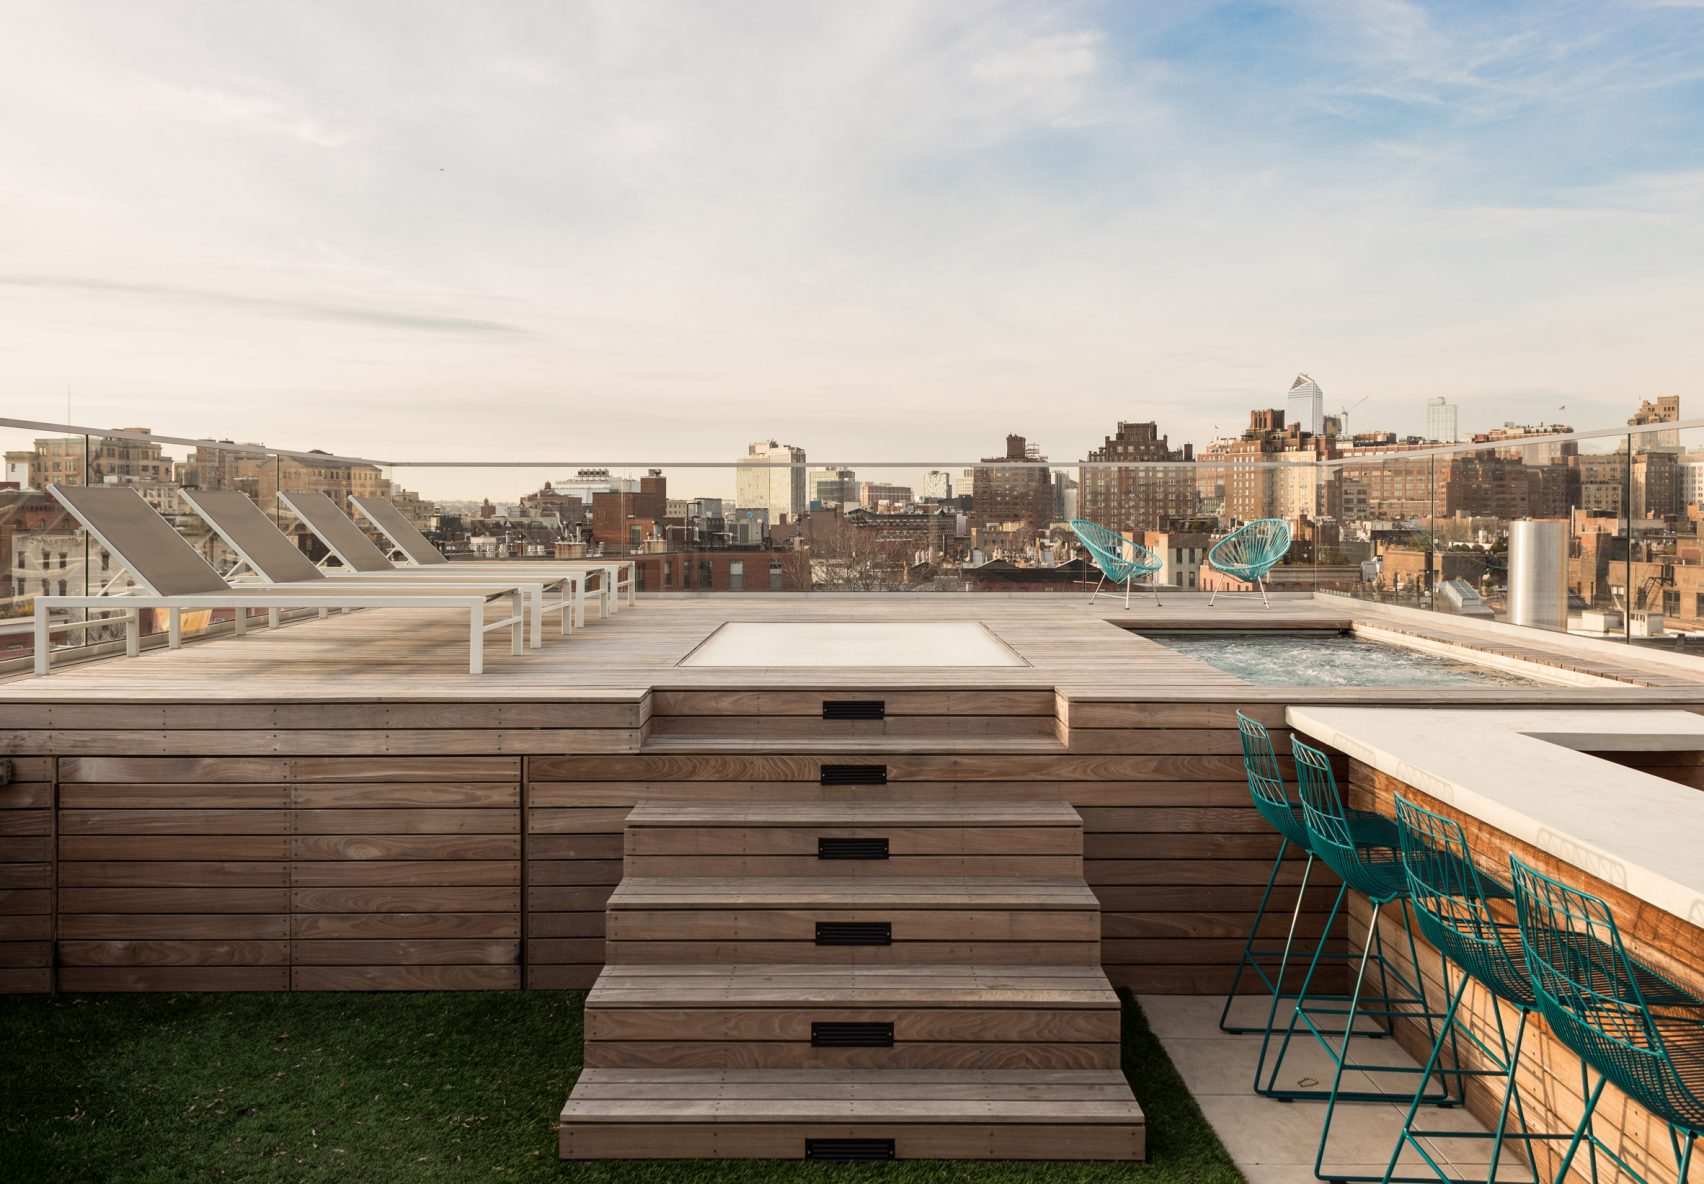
0,0,1701,499
174,84,353,148
0,276,528,335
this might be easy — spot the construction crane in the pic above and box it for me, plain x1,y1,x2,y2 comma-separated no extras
1335,396,1370,439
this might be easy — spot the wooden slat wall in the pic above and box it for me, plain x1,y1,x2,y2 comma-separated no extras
1347,760,1704,1184
1063,699,1347,993
49,756,523,992
4,691,1355,995
0,756,53,993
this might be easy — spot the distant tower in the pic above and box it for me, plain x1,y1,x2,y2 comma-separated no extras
1425,396,1458,444
735,440,807,525
1287,374,1324,436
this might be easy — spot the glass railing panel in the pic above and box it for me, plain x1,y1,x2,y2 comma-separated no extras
0,427,98,670
1618,420,1693,647
1560,432,1633,640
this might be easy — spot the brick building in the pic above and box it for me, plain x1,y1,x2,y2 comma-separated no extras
971,435,1052,532
1079,421,1194,533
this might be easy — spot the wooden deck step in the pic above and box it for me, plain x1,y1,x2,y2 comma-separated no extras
558,1068,1145,1160
622,800,1083,879
638,736,1069,755
583,963,1120,1069
604,877,1102,965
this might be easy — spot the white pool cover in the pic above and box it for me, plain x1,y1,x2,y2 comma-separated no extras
679,622,1027,668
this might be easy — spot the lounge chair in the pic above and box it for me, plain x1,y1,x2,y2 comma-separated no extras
1206,518,1293,608
1068,519,1163,608
179,487,583,648
349,494,636,613
282,491,611,625
34,485,528,675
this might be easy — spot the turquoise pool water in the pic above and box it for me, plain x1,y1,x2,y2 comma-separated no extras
1144,631,1540,687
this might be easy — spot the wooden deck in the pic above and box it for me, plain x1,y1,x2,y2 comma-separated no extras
2,592,1701,999
3,592,1699,1160
5,590,1698,699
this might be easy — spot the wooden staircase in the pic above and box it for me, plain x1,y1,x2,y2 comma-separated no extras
559,798,1145,1161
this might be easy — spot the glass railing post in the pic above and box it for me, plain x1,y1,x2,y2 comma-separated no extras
1624,433,1633,643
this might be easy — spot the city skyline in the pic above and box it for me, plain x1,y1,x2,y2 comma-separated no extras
2,1,1702,490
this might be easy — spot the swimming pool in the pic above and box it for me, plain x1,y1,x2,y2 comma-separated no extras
1144,630,1544,687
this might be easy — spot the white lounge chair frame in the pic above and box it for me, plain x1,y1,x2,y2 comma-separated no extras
349,495,636,615
280,491,599,630
34,485,526,676
181,488,584,648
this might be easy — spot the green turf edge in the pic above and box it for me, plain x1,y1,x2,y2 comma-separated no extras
0,988,1243,1183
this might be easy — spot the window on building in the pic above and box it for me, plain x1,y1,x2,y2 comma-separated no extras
635,563,647,593
1664,589,1680,616
662,562,673,589
769,560,783,590
698,559,712,589
1696,592,1704,620
58,550,68,569
100,552,110,572
57,579,67,596
728,561,744,591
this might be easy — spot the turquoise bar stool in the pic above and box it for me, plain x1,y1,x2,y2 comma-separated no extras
1219,712,1385,1045
1069,519,1164,608
1382,795,1580,1184
1207,518,1292,608
1509,856,1704,1184
1264,739,1461,1183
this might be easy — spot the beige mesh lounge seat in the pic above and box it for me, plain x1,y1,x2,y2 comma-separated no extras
349,494,636,616
34,484,527,676
281,490,605,628
180,487,583,648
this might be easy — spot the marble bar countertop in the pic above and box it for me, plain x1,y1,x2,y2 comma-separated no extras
1286,706,1704,926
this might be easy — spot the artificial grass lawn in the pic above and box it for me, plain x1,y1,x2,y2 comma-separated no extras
0,989,1243,1183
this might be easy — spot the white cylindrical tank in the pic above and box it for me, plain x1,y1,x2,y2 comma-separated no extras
1507,519,1568,630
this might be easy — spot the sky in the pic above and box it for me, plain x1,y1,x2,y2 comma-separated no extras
3,0,1703,501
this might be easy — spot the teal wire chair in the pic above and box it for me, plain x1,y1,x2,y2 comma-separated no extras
1069,519,1164,608
1263,739,1461,1183
1383,795,1580,1184
1207,518,1293,608
1219,712,1387,1045
1509,856,1704,1184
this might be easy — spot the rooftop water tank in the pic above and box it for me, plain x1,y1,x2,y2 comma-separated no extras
1506,520,1568,630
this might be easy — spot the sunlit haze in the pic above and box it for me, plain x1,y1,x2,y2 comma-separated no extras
4,1,1703,499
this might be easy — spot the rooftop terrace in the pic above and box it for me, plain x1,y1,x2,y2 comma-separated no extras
7,418,1704,1180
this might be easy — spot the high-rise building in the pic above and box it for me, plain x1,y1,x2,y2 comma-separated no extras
1052,471,1079,523
970,435,1052,531
1078,421,1194,534
858,482,913,512
1630,396,1681,450
27,427,174,489
921,470,952,502
1425,397,1458,444
1199,409,1330,522
736,440,807,525
808,468,858,509
1287,374,1324,437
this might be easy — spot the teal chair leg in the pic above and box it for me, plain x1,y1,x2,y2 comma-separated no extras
1260,894,1455,1110
1219,838,1291,1034
1552,1070,1608,1184
1547,1068,1698,1184
1379,982,1577,1184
